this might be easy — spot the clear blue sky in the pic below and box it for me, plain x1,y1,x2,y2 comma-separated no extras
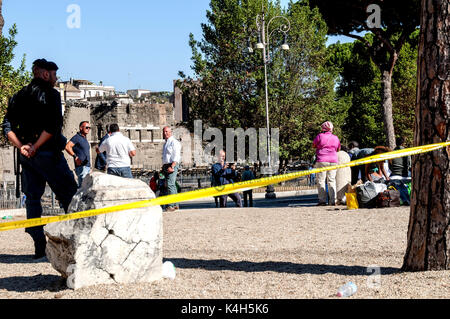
3,0,353,93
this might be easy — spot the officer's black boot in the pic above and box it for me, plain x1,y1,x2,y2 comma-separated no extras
33,237,47,260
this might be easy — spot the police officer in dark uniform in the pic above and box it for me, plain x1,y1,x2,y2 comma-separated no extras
2,58,78,259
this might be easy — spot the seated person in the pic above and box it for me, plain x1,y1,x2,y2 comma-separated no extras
364,146,391,182
389,137,411,180
367,164,385,183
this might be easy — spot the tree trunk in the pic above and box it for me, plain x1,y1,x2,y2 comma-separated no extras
381,70,396,150
0,0,4,35
402,0,450,271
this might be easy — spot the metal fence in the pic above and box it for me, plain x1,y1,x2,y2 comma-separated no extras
0,199,22,210
0,185,23,209
0,181,57,212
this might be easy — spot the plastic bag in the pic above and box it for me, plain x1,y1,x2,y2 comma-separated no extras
346,192,359,210
162,261,176,280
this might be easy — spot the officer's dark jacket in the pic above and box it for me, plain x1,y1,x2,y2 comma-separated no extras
2,78,66,152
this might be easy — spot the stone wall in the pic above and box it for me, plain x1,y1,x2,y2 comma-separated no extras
91,99,189,168
89,99,176,168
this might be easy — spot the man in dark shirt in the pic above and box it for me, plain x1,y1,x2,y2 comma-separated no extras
65,121,92,187
389,137,411,179
1,59,78,260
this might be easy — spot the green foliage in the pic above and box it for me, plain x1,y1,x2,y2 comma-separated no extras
309,0,419,148
0,24,31,145
327,37,383,147
308,0,420,39
328,30,418,148
179,0,349,162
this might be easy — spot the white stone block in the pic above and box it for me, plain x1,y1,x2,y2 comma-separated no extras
44,172,163,290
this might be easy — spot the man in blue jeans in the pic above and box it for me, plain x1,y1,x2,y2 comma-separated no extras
96,124,136,178
2,59,78,259
161,126,181,212
65,121,92,187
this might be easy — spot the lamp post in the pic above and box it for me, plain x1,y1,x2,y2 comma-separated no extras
248,5,291,199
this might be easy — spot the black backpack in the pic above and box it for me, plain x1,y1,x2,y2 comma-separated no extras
356,181,379,208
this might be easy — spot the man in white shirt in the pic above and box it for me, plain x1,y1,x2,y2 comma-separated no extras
162,126,181,211
96,123,136,178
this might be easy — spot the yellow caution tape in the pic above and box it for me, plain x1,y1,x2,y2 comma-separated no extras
1,141,449,232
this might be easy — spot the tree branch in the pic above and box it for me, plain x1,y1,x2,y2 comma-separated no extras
341,32,371,48
351,18,395,53
387,30,410,74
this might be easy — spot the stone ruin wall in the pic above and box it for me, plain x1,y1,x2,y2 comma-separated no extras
89,100,177,169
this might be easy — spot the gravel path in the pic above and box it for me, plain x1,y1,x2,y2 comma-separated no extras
0,205,449,299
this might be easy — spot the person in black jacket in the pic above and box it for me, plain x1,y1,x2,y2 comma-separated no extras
389,137,411,179
1,59,78,260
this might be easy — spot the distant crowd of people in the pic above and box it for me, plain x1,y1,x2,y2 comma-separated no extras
311,120,411,206
209,150,256,208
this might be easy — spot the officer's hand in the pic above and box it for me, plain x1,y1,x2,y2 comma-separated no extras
20,145,31,158
75,157,82,166
167,166,174,174
20,144,36,158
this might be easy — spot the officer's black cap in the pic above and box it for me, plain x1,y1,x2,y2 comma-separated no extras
45,61,59,71
32,58,48,69
32,58,58,71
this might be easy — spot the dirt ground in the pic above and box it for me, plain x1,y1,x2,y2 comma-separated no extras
0,205,449,300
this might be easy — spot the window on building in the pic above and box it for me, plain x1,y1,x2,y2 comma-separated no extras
97,125,103,141
148,130,153,142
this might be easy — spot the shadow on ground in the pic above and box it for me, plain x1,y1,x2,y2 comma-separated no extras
166,258,401,276
0,254,48,264
179,194,319,210
0,254,66,293
0,273,65,293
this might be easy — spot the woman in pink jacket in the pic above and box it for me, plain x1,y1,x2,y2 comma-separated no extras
312,121,341,206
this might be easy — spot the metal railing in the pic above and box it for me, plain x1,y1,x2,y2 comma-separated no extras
0,199,22,210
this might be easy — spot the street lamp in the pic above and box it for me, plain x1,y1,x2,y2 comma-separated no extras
248,5,291,199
